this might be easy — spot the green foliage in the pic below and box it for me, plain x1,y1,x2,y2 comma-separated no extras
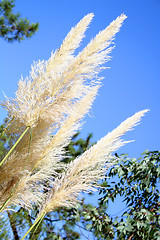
0,214,10,239
63,132,93,163
73,201,114,240
0,0,39,42
99,151,160,239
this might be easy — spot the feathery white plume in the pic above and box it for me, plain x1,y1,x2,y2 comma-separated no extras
0,13,148,218
41,110,149,212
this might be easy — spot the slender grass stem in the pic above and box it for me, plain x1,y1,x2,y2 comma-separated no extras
0,126,30,167
21,212,46,240
0,128,32,213
30,212,45,240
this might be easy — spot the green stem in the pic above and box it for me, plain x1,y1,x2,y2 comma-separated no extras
30,213,44,240
0,126,30,167
21,212,46,240
0,127,32,213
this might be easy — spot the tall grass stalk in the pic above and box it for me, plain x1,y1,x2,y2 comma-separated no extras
0,126,30,167
0,127,32,212
21,212,46,240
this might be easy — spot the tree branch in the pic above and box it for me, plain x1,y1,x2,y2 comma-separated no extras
7,211,20,240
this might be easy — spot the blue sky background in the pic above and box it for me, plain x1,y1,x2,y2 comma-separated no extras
0,0,160,238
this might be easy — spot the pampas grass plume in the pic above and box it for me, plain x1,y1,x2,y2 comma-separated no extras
0,13,149,240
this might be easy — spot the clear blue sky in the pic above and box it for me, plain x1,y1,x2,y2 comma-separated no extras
0,0,160,238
